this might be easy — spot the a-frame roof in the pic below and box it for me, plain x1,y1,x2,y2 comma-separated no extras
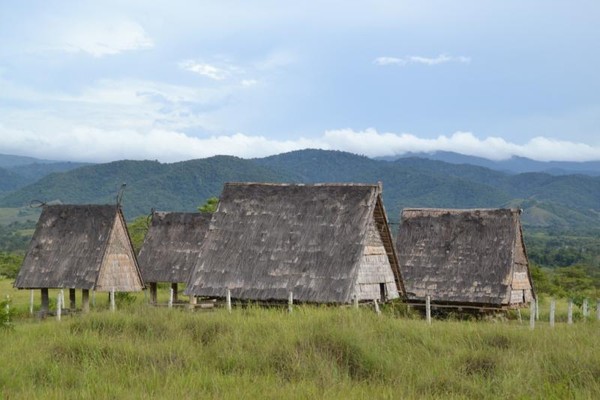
396,208,529,306
137,211,212,283
14,204,141,290
186,182,402,303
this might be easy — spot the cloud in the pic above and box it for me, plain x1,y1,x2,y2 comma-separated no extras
180,61,235,81
1,123,599,163
374,54,470,66
49,19,153,57
241,79,258,87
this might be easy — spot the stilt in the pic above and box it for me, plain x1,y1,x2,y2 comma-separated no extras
425,295,432,325
110,288,115,312
226,289,232,313
150,282,158,304
69,288,76,310
171,283,178,303
188,295,197,311
29,290,34,316
82,289,90,313
40,288,49,314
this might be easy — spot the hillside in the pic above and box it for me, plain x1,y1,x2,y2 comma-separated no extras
0,149,599,233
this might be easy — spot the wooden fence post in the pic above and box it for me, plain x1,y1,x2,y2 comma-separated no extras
168,288,174,308
226,289,232,313
549,299,555,328
567,299,573,324
69,288,76,310
29,290,34,316
353,293,359,309
188,295,197,311
529,300,535,330
288,292,293,314
517,308,522,324
374,299,381,315
56,291,62,321
582,298,589,320
82,289,90,313
426,295,432,325
110,288,115,312
41,288,49,314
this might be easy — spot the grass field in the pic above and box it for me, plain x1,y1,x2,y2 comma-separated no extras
1,278,599,399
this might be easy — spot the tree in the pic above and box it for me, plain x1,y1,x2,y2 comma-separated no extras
198,197,219,213
127,215,150,255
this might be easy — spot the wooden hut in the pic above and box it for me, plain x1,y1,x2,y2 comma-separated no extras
14,204,144,312
396,208,535,310
137,211,212,304
185,182,404,304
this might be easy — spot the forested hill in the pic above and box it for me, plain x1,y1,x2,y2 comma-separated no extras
1,149,599,233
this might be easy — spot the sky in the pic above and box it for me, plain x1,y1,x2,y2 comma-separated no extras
1,0,599,163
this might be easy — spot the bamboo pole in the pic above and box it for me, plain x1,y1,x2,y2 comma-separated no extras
549,299,555,328
425,295,431,325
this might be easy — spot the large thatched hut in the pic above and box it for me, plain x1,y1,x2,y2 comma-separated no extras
14,204,144,312
137,211,212,304
185,182,404,304
396,208,535,310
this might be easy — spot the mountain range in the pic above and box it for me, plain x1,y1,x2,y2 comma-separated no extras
1,150,599,233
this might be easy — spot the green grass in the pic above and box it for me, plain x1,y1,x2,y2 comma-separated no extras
1,278,600,399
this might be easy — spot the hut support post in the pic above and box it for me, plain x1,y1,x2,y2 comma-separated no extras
353,294,359,309
149,282,157,305
288,292,293,314
582,298,589,320
226,289,232,313
40,288,49,314
29,290,34,316
82,289,90,313
110,288,115,312
69,288,76,310
549,299,556,328
188,295,197,311
171,283,178,303
168,288,174,308
529,301,535,330
568,299,573,324
425,295,431,325
517,308,522,324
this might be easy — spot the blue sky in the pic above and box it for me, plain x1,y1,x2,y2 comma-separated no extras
1,1,599,162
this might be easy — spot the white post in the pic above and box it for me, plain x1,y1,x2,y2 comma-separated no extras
288,291,293,314
374,299,381,315
226,289,232,313
56,292,62,321
353,293,359,309
535,298,539,321
549,299,555,328
168,288,174,308
110,288,115,312
529,300,535,330
29,290,34,316
567,299,573,324
583,298,589,320
425,295,431,325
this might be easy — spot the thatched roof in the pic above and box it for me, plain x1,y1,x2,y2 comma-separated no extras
396,208,534,307
186,183,403,303
14,204,143,291
137,211,212,283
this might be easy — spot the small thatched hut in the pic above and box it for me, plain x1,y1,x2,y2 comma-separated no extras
185,182,404,304
396,208,535,310
14,204,144,312
137,211,212,304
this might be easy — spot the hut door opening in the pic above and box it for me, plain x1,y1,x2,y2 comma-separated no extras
379,283,387,302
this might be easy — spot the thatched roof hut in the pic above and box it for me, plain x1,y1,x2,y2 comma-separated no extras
138,211,212,283
14,204,143,293
186,183,404,304
396,208,535,309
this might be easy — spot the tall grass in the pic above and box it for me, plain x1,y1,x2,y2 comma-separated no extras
1,302,599,399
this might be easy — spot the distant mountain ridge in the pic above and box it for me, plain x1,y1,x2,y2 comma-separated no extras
1,149,598,234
